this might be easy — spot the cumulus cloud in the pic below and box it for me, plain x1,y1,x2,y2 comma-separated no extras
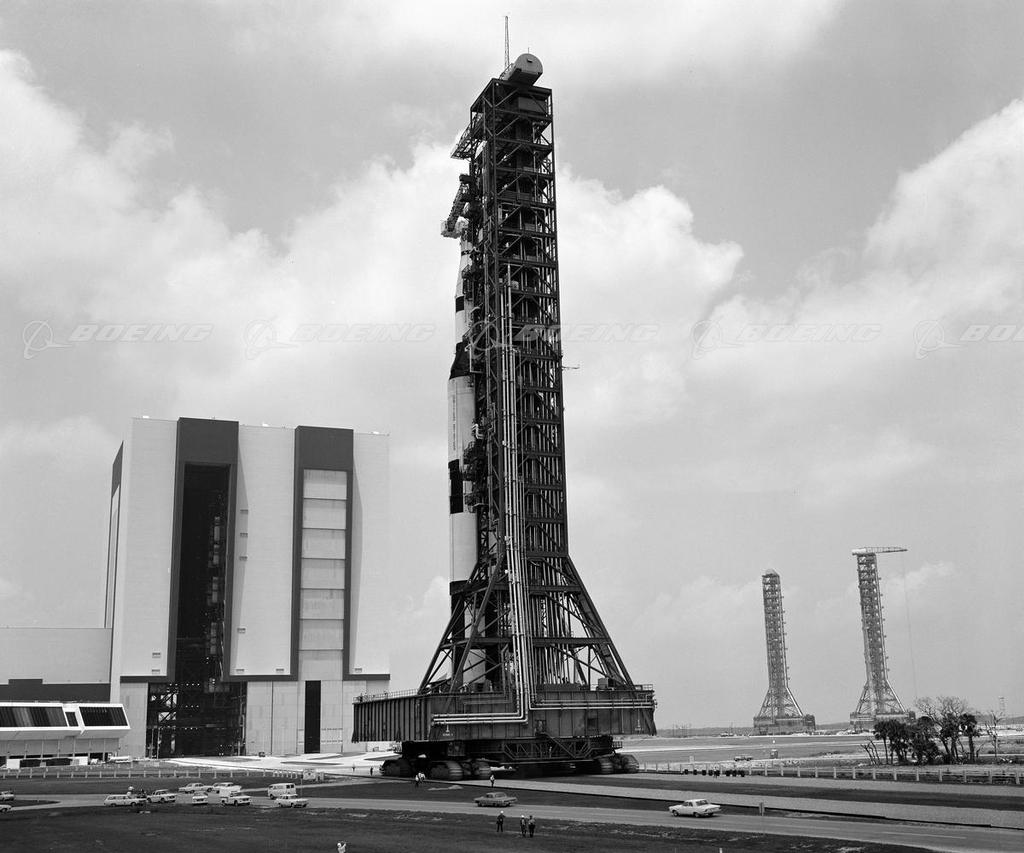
222,0,845,86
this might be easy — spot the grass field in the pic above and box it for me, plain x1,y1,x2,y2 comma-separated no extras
0,804,932,853
0,776,935,853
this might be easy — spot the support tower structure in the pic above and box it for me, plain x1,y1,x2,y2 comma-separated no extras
753,571,814,735
850,547,910,729
352,54,656,778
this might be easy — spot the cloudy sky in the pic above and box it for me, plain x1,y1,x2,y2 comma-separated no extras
2,1,1022,728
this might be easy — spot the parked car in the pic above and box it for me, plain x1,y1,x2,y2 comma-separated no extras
210,783,242,796
104,794,147,807
191,792,209,805
178,782,207,793
474,791,518,807
669,798,721,818
733,755,753,762
0,791,13,802
147,789,176,804
268,782,297,799
274,795,309,808
222,793,251,806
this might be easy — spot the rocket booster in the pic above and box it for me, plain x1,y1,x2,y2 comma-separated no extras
448,232,477,586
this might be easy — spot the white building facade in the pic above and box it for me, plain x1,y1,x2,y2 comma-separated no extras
108,417,390,758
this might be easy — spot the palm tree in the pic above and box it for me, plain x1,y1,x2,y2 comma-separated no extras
959,713,980,763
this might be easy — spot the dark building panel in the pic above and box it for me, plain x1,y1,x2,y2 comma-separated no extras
303,680,321,753
0,680,111,703
146,418,245,758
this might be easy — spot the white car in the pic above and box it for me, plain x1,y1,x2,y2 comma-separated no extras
222,793,251,806
178,782,207,793
104,794,147,807
191,792,209,805
0,791,14,802
0,804,12,814
147,789,177,803
274,794,309,808
211,783,242,796
669,798,721,818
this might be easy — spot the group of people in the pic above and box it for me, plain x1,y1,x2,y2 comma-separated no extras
495,811,536,837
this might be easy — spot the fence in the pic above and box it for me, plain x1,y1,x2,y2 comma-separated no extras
640,761,1022,785
0,765,304,782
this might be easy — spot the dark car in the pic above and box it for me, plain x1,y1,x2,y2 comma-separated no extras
474,791,518,807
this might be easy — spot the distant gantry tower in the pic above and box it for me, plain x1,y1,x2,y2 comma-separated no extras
850,547,910,729
753,571,815,735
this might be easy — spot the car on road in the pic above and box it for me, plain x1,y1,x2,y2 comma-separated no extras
178,782,207,793
733,754,753,761
274,795,308,808
222,793,251,806
104,794,147,807
210,783,242,796
147,789,176,803
0,804,12,814
0,791,14,802
191,792,209,805
669,798,721,818
473,791,518,807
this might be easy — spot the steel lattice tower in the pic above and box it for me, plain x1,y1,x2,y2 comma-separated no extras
753,572,813,734
352,55,655,772
850,548,909,728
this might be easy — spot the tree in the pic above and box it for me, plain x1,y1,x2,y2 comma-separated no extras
983,711,1002,763
889,720,911,765
872,720,892,764
916,696,970,763
910,716,940,765
959,713,980,763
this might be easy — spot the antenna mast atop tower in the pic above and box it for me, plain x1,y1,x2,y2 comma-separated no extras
504,16,510,68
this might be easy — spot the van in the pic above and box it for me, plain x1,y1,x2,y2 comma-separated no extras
104,794,144,807
268,782,296,799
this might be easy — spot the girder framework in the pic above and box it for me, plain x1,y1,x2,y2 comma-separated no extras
850,549,908,727
753,571,811,732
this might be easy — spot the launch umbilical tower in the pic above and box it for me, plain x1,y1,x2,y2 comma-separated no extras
352,54,656,777
850,547,910,728
753,571,814,734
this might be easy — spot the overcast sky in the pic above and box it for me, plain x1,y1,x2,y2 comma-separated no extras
1,1,1022,728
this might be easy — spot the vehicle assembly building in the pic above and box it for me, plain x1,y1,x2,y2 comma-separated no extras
0,417,391,763
109,417,390,758
352,53,656,778
753,571,815,735
850,547,911,729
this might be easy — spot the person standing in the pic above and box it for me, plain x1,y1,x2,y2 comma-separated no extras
496,810,505,832
528,815,536,837
520,815,527,836
489,772,495,787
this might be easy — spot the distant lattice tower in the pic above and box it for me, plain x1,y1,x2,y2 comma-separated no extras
850,548,910,729
753,571,814,735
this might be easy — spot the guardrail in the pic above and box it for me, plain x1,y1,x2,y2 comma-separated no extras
640,760,1023,785
0,766,304,782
